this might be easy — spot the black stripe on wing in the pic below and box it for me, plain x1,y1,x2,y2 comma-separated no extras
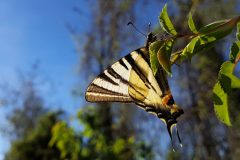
107,67,129,85
87,83,122,96
119,59,129,70
100,72,119,85
125,53,158,92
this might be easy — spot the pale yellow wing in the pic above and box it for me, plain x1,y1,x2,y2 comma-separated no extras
86,48,165,111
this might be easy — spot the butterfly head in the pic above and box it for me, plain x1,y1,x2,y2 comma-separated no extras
146,32,157,49
158,94,184,148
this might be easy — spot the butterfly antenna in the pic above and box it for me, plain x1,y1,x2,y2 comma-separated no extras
176,125,183,147
127,21,147,38
174,62,181,67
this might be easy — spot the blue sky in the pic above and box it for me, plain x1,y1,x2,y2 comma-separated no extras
0,0,83,103
0,0,89,158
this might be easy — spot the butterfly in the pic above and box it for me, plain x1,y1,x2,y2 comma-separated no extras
85,32,184,148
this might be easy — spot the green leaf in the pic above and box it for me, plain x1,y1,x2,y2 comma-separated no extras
149,40,164,75
176,17,240,62
199,35,216,44
159,4,177,35
188,12,198,34
113,138,125,154
199,17,240,39
237,22,240,40
50,121,81,160
81,148,90,157
181,36,216,61
157,39,174,75
229,41,240,63
82,125,93,138
213,82,232,126
219,61,240,92
180,17,240,61
198,20,227,33
127,136,135,144
181,36,199,59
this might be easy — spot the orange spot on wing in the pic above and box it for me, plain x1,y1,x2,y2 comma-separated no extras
162,94,173,106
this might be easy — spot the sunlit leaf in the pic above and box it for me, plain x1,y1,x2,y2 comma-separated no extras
199,35,216,44
237,22,240,40
49,121,66,147
199,17,240,39
188,12,198,34
213,82,232,126
149,40,163,75
113,138,125,154
81,148,90,157
95,135,106,152
180,17,240,61
181,35,216,60
50,121,81,160
229,41,240,63
199,20,227,33
157,39,174,75
128,136,135,144
82,125,93,137
159,4,177,35
219,61,240,92
181,36,199,59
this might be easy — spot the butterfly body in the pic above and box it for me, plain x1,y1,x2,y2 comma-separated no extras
85,32,184,145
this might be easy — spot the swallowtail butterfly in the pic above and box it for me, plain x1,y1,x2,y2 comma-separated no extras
85,32,184,148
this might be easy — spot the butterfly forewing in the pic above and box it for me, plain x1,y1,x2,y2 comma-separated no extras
86,59,132,102
86,48,168,113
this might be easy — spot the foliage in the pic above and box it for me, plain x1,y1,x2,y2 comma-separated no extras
213,26,240,126
5,112,62,160
149,40,163,75
50,121,81,160
50,106,154,160
180,17,239,60
150,38,175,75
166,150,181,160
157,39,175,75
188,12,198,34
150,4,240,126
5,69,46,138
159,4,177,35
1,66,62,160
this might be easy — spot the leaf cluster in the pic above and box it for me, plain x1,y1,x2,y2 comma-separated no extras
5,112,62,160
213,27,240,126
50,106,154,160
150,4,240,126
